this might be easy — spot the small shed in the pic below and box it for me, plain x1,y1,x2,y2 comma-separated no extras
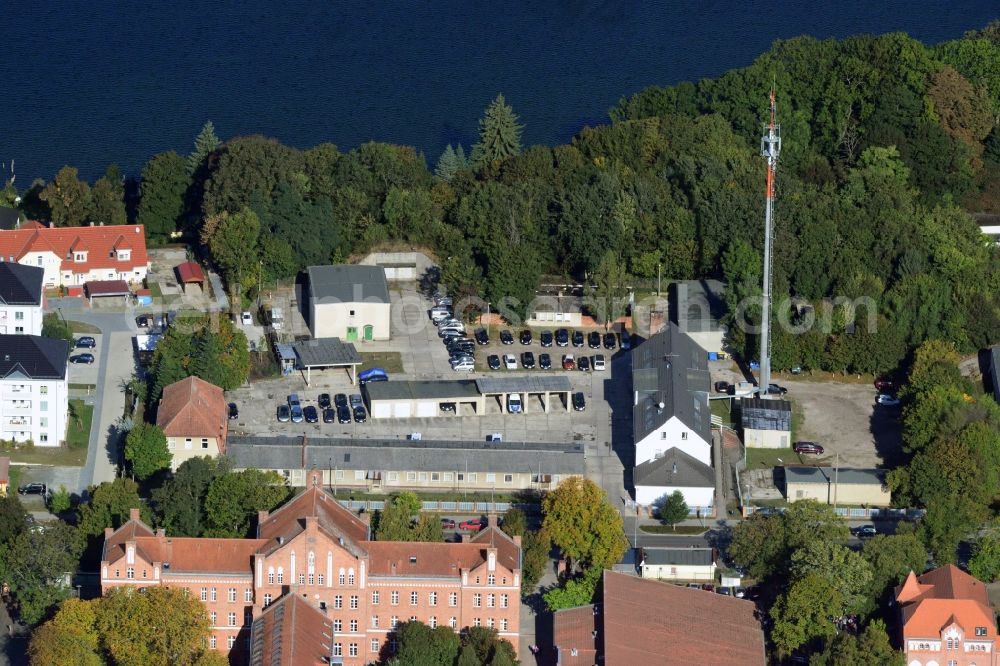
84,279,131,304
275,343,296,376
740,397,791,449
292,338,362,385
175,261,206,294
639,547,717,582
783,466,891,507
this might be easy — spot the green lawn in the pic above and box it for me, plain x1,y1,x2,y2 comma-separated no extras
746,447,831,470
147,282,163,299
66,320,101,334
360,352,404,375
69,383,97,391
6,445,87,467
711,398,734,427
640,525,708,535
66,399,94,450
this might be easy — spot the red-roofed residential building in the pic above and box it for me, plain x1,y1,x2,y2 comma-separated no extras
101,470,521,664
156,376,228,469
0,222,150,288
896,564,997,666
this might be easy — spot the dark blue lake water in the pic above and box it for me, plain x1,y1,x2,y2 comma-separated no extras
3,1,997,184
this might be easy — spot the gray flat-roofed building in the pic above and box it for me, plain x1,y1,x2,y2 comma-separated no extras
668,279,727,355
306,264,390,341
740,397,791,449
783,466,891,506
292,337,362,385
639,547,717,581
226,435,585,492
365,380,484,418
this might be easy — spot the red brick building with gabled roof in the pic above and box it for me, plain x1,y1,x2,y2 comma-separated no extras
101,470,521,665
553,570,765,666
896,564,997,666
0,221,150,288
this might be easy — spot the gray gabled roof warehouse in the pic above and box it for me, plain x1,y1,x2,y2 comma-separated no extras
0,334,69,380
632,323,711,445
306,265,390,304
226,436,585,475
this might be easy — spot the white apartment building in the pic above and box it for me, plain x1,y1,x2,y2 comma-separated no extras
0,335,69,446
0,263,44,336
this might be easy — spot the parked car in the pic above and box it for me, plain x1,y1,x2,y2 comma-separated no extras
562,354,576,370
334,393,348,409
475,329,489,345
304,405,319,423
540,330,553,347
578,356,590,371
18,482,46,495
318,393,332,409
874,378,897,393
75,336,97,348
555,328,569,347
337,405,352,424
323,407,335,423
714,381,731,393
440,402,457,413
500,330,514,345
538,353,551,370
521,352,535,369
518,329,531,345
353,406,367,422
503,354,517,370
767,383,788,395
240,312,253,325
70,353,95,364
430,306,452,322
435,296,453,308
459,519,483,531
350,394,364,410
135,315,150,328
228,403,239,420
441,518,457,529
603,332,616,349
793,441,824,455
487,354,501,370
621,330,632,350
877,394,900,406
855,524,877,538
359,368,388,384
507,393,522,413
277,404,291,422
436,317,462,329
288,394,303,422
593,354,606,371
571,330,584,347
588,331,601,349
440,329,464,340
451,358,475,371
572,392,586,411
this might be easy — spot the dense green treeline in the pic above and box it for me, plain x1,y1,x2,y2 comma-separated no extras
11,25,1000,375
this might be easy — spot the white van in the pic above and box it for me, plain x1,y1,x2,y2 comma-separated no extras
270,307,284,331
430,306,451,322
507,393,522,413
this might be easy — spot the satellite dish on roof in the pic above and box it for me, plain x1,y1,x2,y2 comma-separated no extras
657,401,665,410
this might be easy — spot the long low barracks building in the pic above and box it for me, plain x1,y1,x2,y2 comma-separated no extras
100,470,522,665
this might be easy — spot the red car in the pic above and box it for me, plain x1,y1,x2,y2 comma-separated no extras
459,519,483,531
562,355,576,370
440,518,456,529
794,441,825,455
874,379,897,393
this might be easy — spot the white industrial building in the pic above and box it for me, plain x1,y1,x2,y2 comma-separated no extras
0,335,69,446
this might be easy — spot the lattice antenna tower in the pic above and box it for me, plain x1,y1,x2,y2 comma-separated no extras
758,88,780,395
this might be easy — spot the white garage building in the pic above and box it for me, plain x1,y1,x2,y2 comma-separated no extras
365,380,485,418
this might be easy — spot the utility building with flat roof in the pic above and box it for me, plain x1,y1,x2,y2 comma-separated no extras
306,264,390,342
783,466,891,507
740,396,791,449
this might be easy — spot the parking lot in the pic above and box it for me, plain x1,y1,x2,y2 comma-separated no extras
67,334,102,384
226,287,630,447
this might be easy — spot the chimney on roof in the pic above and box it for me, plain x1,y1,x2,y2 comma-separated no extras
513,535,522,548
305,515,317,531
129,508,141,521
155,528,165,538
104,527,113,539
486,514,498,528
258,510,269,525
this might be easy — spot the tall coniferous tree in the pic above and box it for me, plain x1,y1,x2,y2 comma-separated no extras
435,144,460,180
471,94,523,168
188,120,221,175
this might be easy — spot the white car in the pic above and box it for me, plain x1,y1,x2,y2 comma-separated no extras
451,358,475,371
877,394,900,406
593,354,606,371
507,393,522,413
240,312,253,325
503,354,517,370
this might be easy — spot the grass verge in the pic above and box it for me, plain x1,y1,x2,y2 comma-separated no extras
66,399,94,450
5,446,87,466
69,383,97,391
360,352,404,375
640,525,709,535
66,320,101,334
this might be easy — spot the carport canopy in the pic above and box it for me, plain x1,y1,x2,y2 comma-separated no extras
475,375,573,413
84,279,131,304
292,337,362,386
365,379,483,418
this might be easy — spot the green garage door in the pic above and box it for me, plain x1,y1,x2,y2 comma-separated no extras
346,326,358,342
364,325,374,341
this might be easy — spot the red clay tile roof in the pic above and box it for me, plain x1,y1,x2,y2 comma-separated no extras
552,605,600,666
366,541,494,578
157,376,228,451
84,279,130,296
175,261,205,283
896,565,996,640
250,593,332,666
136,535,267,574
595,570,764,666
258,486,369,555
471,525,520,572
0,224,149,275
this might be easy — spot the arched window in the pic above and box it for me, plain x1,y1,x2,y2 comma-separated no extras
339,567,346,585
268,566,274,585
348,568,355,586
308,551,315,574
277,567,284,584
